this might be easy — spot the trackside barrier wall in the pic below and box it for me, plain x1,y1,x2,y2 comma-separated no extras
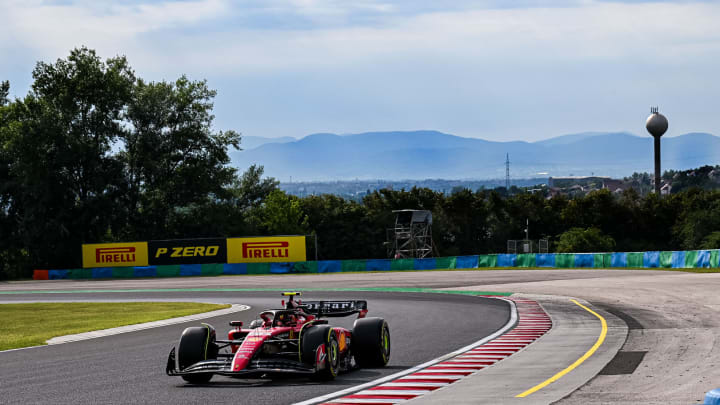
536,254,555,267
643,251,660,268
574,254,593,268
555,254,575,268
593,253,610,268
33,249,720,280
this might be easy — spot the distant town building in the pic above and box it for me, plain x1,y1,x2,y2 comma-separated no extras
602,179,624,193
548,176,611,188
661,183,672,195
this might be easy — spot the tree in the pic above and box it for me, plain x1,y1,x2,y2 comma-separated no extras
701,231,720,249
440,189,491,255
0,81,29,279
254,190,308,236
232,165,279,211
1,47,135,269
0,47,244,275
556,227,615,253
300,194,378,260
0,81,8,106
672,189,720,250
120,76,241,239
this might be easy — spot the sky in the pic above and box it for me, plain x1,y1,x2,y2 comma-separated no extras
1,0,719,142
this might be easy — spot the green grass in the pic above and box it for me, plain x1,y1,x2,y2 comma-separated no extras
0,302,230,351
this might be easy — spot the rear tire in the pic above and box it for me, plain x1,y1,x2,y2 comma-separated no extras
301,325,339,380
352,318,390,368
177,325,217,384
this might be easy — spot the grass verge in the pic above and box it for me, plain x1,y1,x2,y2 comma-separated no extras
0,302,230,351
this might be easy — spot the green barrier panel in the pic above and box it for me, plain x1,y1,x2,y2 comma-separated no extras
626,252,644,268
67,268,93,279
247,263,270,275
292,261,319,274
201,263,224,276
156,265,180,277
659,251,673,268
555,254,575,268
477,255,497,268
712,251,720,268
112,267,135,278
341,260,366,272
593,253,610,268
390,259,414,271
516,254,536,267
684,250,698,268
435,257,457,269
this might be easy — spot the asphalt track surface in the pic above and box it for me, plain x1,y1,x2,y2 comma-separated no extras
0,290,510,405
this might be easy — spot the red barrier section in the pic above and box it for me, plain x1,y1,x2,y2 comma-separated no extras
33,270,49,280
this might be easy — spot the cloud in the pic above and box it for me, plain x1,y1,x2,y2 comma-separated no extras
147,1,720,75
1,0,718,140
3,0,718,73
0,0,229,55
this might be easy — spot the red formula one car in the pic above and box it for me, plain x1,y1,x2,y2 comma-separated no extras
166,292,390,383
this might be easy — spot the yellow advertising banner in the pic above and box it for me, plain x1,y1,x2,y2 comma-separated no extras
227,236,306,263
82,242,149,268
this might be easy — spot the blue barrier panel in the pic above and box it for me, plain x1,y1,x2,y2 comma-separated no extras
48,270,68,279
456,255,479,269
133,266,157,278
671,251,686,268
497,254,517,267
611,253,627,267
643,251,660,268
366,259,391,271
574,254,594,268
180,264,202,276
92,268,113,278
223,263,247,275
696,250,711,268
270,262,293,274
704,388,720,405
414,258,437,270
535,254,555,267
318,260,342,273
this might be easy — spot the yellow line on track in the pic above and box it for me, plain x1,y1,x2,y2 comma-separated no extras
515,299,607,398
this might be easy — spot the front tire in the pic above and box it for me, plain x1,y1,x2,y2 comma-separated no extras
352,318,390,368
301,325,340,380
177,325,217,384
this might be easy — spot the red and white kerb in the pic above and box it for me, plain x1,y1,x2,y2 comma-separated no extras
319,298,551,405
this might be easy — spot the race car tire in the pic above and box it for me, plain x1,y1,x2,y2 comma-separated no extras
301,325,339,380
177,325,217,384
352,317,390,368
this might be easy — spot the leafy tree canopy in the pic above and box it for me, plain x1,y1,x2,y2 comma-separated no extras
556,227,616,253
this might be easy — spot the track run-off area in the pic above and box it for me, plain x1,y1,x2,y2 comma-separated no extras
1,268,719,404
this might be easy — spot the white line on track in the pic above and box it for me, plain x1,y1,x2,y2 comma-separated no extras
293,298,518,405
0,303,250,354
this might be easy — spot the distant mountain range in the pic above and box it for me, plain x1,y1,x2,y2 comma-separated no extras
230,130,720,181
239,135,296,150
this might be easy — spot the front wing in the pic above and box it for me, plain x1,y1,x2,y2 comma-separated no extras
165,347,316,378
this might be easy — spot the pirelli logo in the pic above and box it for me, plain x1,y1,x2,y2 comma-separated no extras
228,237,306,263
96,247,136,263
82,242,148,268
242,241,289,259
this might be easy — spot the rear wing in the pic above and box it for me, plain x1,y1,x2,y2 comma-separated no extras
301,300,368,318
